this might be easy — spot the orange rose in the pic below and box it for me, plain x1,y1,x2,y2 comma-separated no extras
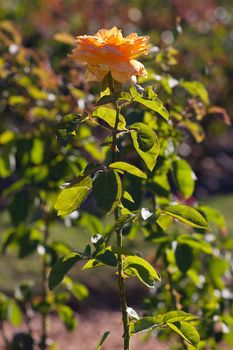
72,26,149,83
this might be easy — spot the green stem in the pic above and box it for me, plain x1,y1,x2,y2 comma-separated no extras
110,76,130,350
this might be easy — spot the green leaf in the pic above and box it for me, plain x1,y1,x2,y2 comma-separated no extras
9,190,29,226
109,162,147,179
0,131,15,144
197,205,226,229
71,283,89,300
129,311,198,336
7,300,23,326
8,95,28,106
130,86,169,121
129,316,162,334
167,321,200,347
56,113,82,146
49,252,82,290
55,176,92,216
63,277,89,300
131,123,160,171
175,244,193,273
163,205,208,229
92,107,126,130
82,259,104,270
117,92,132,108
93,170,122,214
30,139,44,165
93,247,118,266
156,213,173,230
162,311,198,323
82,247,118,270
0,155,13,178
177,234,212,254
97,331,110,350
124,256,160,288
180,80,209,105
123,191,134,203
57,305,77,331
172,159,195,199
132,123,155,151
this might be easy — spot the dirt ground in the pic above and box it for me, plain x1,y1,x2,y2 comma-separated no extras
1,309,169,350
1,309,232,350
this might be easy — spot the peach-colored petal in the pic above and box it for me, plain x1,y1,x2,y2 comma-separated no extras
71,27,149,83
130,59,147,77
85,65,108,81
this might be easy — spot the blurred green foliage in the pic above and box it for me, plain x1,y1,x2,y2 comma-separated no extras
0,1,233,349
1,0,232,195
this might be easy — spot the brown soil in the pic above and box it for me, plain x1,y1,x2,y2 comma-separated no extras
0,310,169,350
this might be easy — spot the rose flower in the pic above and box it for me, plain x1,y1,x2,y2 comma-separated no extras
71,26,149,83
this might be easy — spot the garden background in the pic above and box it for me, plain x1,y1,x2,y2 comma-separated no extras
0,0,233,349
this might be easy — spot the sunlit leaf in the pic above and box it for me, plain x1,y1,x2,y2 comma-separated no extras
109,162,147,179
7,300,22,326
162,311,198,323
92,107,126,130
0,131,15,144
124,255,160,288
156,213,172,230
163,205,208,229
122,191,134,203
180,80,209,105
30,139,44,165
177,234,212,254
49,252,82,290
131,122,160,171
198,205,226,230
57,304,77,331
167,321,200,347
55,177,92,216
172,159,195,199
129,316,162,334
8,95,28,106
130,86,169,121
129,311,198,336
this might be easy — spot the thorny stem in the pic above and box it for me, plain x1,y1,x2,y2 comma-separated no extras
109,76,130,350
40,205,50,350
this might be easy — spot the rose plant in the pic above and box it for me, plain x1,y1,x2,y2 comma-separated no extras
1,22,232,350
48,27,232,350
